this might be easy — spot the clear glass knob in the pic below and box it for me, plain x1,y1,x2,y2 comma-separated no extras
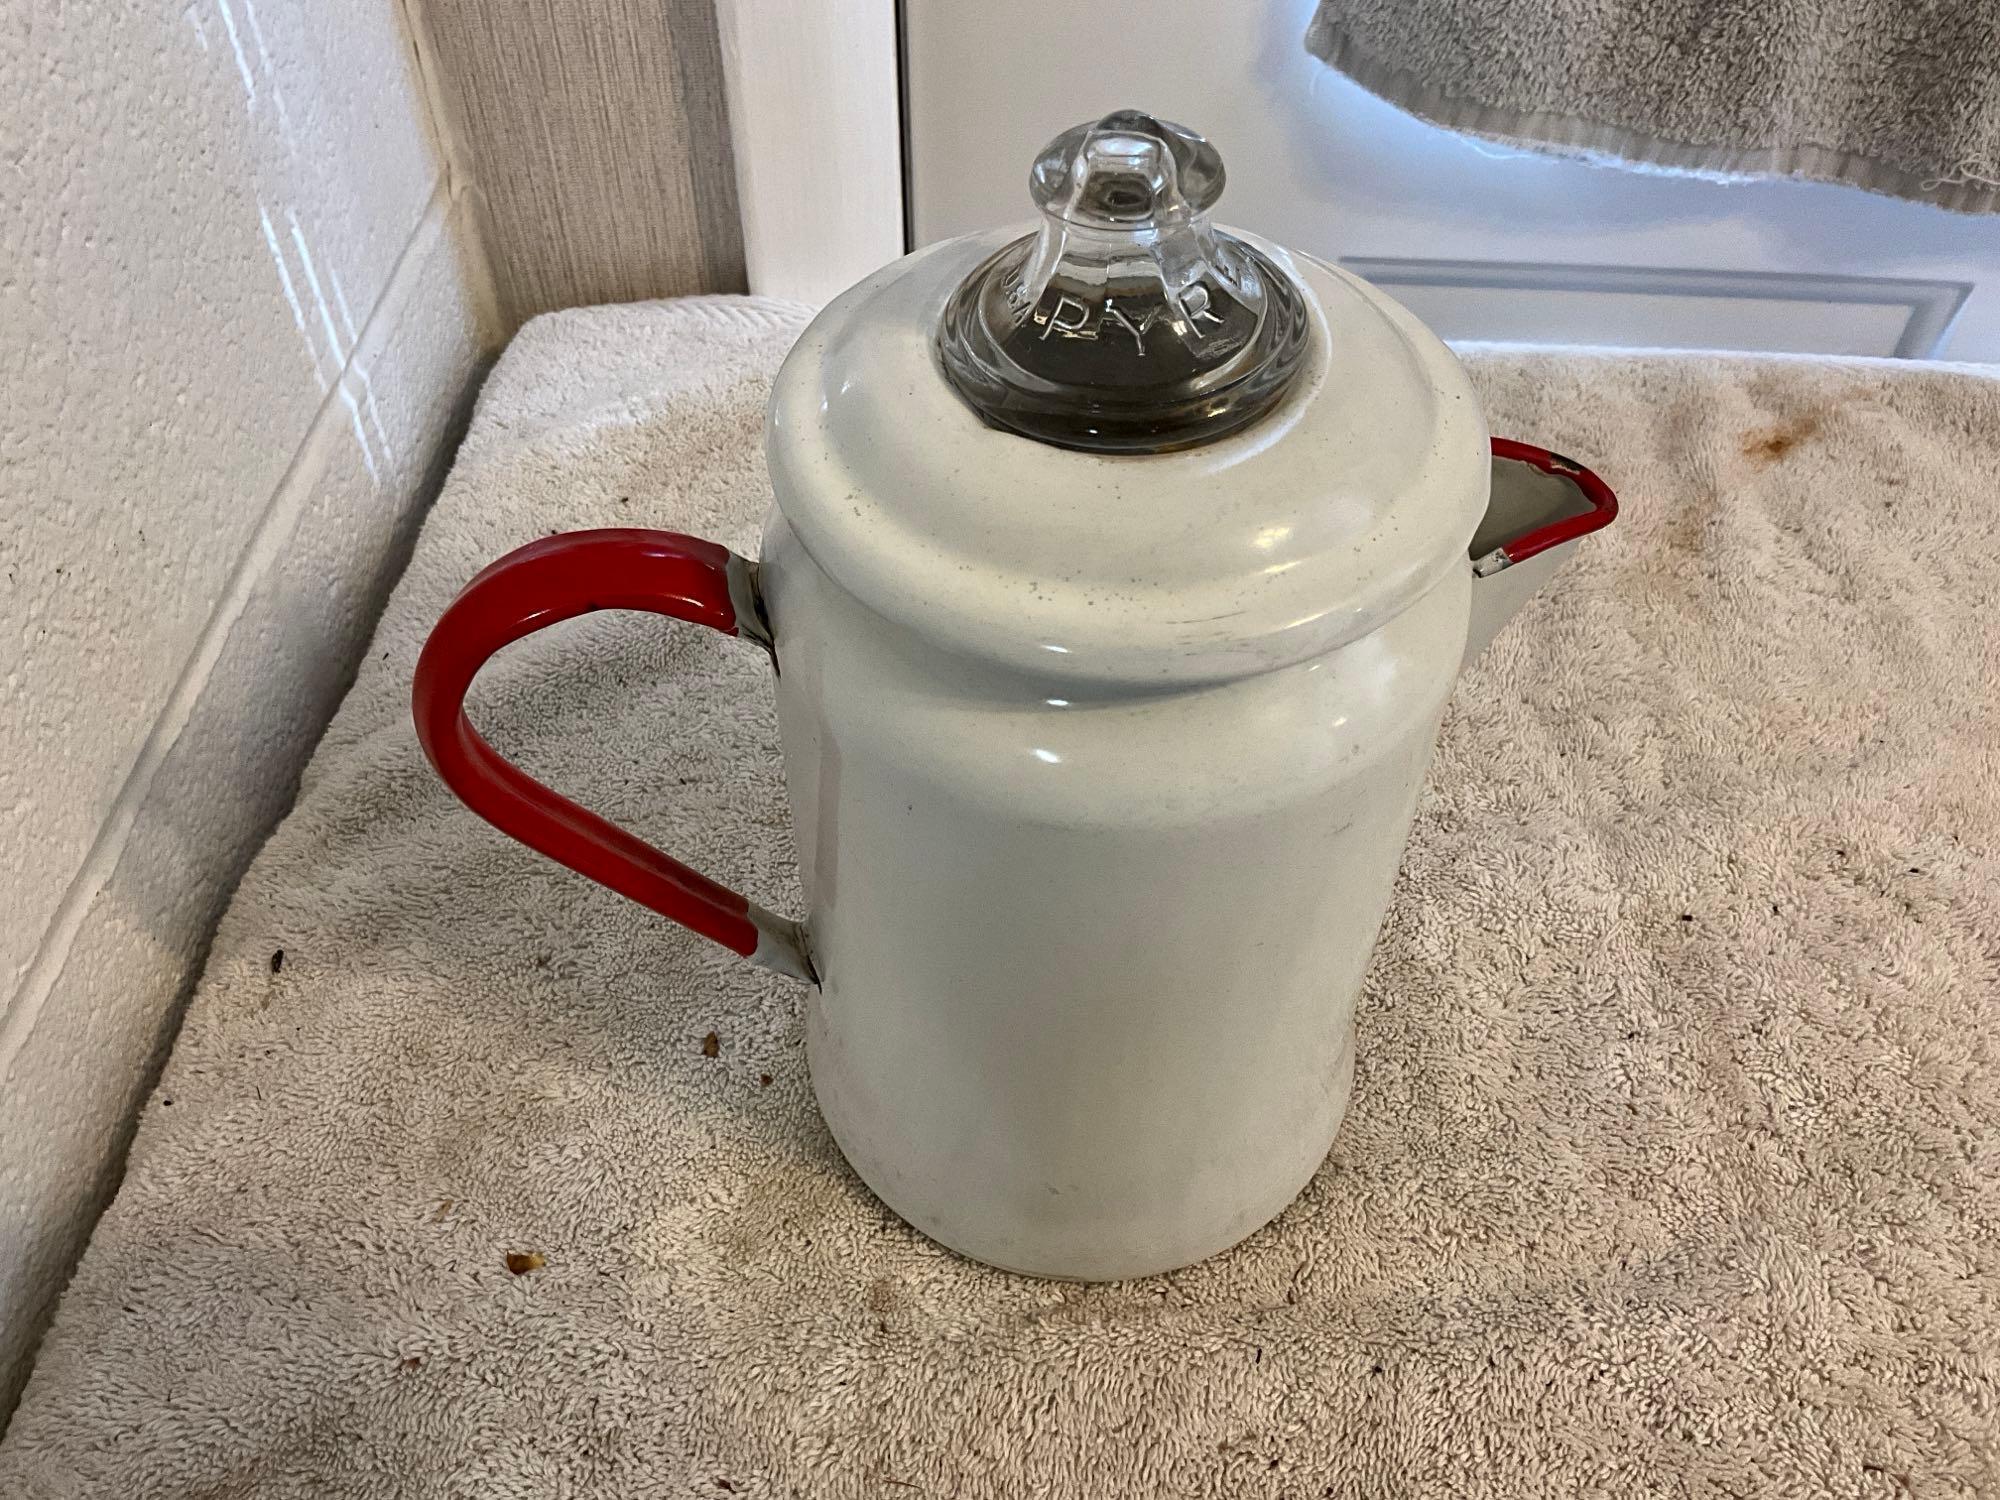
936,110,1310,454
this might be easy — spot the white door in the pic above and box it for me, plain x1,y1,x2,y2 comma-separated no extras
902,0,2000,362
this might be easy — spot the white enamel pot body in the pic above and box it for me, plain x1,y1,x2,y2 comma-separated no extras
411,227,1616,1283
756,233,1487,1278
760,518,1466,1277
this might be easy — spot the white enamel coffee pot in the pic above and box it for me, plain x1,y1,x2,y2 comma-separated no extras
414,112,1617,1280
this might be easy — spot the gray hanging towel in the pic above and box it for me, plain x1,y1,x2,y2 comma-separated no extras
1304,0,2000,214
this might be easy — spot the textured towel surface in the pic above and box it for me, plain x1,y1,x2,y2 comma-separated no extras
4,298,1998,1497
1306,0,2000,213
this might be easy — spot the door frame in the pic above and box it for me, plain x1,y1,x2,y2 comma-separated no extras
713,0,906,305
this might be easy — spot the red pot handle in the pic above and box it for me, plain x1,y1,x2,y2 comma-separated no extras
411,528,816,983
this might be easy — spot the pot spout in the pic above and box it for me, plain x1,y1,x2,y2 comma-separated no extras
1464,440,1619,663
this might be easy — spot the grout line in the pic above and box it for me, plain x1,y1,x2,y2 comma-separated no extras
0,182,456,1081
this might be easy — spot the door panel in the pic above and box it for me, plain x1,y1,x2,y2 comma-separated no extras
904,0,2000,361
1341,261,1968,358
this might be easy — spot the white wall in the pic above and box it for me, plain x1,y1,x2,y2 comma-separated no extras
0,0,495,1415
906,0,2000,362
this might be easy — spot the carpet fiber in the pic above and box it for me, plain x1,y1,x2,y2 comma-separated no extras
3,298,1996,1496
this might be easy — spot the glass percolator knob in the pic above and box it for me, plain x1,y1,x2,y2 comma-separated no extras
936,110,1310,454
